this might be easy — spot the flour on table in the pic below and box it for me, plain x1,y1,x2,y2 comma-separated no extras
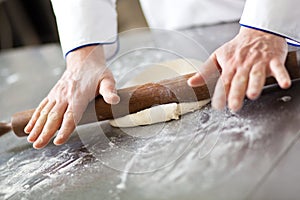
109,59,211,127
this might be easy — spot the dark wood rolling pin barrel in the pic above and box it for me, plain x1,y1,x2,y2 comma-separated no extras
0,52,299,137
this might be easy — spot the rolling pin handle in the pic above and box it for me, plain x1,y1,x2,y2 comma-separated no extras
11,109,35,137
0,122,12,136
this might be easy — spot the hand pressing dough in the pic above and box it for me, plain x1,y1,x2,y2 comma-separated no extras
109,59,211,127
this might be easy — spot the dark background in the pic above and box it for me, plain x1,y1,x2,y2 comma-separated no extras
0,0,58,49
0,0,147,51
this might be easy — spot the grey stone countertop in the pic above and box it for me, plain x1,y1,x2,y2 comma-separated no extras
0,23,300,200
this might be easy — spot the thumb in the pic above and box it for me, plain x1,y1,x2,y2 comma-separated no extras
99,77,120,105
187,55,220,87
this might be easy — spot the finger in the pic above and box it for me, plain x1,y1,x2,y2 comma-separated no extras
27,101,56,143
32,103,67,149
211,65,235,109
246,63,266,100
211,72,234,110
53,107,76,146
212,77,227,110
228,68,250,112
269,59,291,89
188,72,206,87
24,98,48,133
99,77,120,105
188,56,220,87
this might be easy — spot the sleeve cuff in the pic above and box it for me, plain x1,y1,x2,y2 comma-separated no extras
240,24,300,47
51,0,118,59
240,0,300,47
65,38,119,61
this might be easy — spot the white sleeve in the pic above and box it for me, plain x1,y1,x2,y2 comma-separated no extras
240,0,300,46
139,0,245,29
51,0,118,59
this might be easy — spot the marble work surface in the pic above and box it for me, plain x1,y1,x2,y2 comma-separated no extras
0,23,300,200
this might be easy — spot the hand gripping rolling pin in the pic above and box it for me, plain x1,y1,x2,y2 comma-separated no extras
0,52,299,137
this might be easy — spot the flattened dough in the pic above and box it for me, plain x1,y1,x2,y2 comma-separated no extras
109,59,210,127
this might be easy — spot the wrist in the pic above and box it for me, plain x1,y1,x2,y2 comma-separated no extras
66,45,106,71
239,26,285,41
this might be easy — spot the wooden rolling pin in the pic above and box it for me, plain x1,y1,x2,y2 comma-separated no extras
0,51,299,137
3,72,211,137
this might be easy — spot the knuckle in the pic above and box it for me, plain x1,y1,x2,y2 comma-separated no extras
263,51,275,60
223,80,231,88
220,75,232,86
251,70,263,78
249,50,260,59
34,124,44,130
65,111,74,119
48,111,60,121
234,75,247,85
238,76,247,83
40,109,49,116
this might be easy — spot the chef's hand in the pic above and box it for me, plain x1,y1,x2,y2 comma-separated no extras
188,26,291,111
24,45,120,149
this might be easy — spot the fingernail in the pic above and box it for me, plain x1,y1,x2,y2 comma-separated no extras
33,143,42,149
54,134,62,140
284,79,291,88
109,92,120,104
53,132,63,143
187,77,196,86
54,139,64,146
33,139,43,149
53,140,62,146
247,90,258,100
24,125,30,133
27,136,34,143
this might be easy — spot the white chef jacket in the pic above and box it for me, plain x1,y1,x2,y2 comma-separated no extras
51,0,300,59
